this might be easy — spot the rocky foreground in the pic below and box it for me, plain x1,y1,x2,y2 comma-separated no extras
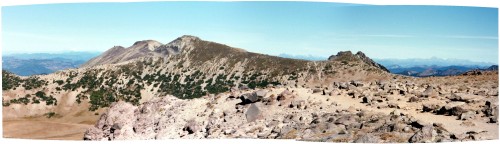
84,72,499,142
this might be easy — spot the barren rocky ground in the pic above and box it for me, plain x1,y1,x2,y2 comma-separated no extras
84,71,499,142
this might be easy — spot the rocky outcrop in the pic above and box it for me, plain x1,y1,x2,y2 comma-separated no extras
328,51,389,72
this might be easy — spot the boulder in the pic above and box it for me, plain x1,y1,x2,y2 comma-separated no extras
183,121,199,134
312,88,322,93
351,81,365,87
110,123,123,134
450,93,482,103
338,82,349,90
490,116,498,123
246,103,262,122
255,90,267,98
437,102,466,116
362,95,372,103
483,101,499,123
409,125,435,143
421,86,436,97
487,88,499,96
483,101,497,117
459,111,476,120
449,106,467,116
354,133,380,143
408,96,419,102
422,103,441,113
83,127,105,140
388,102,398,108
289,100,306,109
240,92,263,104
277,95,286,101
276,90,294,101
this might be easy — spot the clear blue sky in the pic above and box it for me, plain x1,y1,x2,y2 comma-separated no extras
2,2,498,63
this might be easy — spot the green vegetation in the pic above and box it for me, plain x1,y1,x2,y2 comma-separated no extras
2,70,22,90
5,91,57,106
54,80,64,85
9,97,30,105
44,112,57,118
1,70,45,90
89,89,116,111
35,91,57,105
205,74,231,94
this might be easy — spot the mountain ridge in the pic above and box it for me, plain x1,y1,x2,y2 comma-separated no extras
81,35,198,67
2,35,391,114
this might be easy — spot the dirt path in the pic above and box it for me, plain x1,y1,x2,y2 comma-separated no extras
2,119,93,140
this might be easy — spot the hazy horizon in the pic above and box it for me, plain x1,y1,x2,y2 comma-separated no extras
2,1,498,63
2,50,498,66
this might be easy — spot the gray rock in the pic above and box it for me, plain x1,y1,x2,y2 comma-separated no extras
339,82,349,90
487,89,498,96
409,125,435,143
460,111,476,120
351,81,364,87
450,93,482,103
239,85,250,90
483,101,497,117
240,92,262,104
277,95,286,101
490,116,498,123
354,133,380,143
388,102,398,108
312,88,322,93
403,126,411,132
83,127,105,140
246,103,262,122
255,90,267,98
422,103,441,112
183,121,199,134
408,96,419,102
110,123,123,134
437,102,466,116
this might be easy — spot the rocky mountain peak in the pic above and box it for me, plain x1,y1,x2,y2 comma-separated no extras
168,35,201,46
327,51,356,61
81,35,201,67
131,40,163,51
328,51,389,72
108,46,125,51
179,35,200,40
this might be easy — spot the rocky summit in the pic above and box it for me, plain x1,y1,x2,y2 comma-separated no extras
328,51,389,72
2,35,498,142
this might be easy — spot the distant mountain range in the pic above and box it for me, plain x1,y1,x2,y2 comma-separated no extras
3,52,101,61
2,52,100,76
278,54,328,61
390,65,498,77
378,58,497,77
374,57,496,68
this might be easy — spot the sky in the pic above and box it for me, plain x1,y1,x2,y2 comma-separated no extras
1,1,498,63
